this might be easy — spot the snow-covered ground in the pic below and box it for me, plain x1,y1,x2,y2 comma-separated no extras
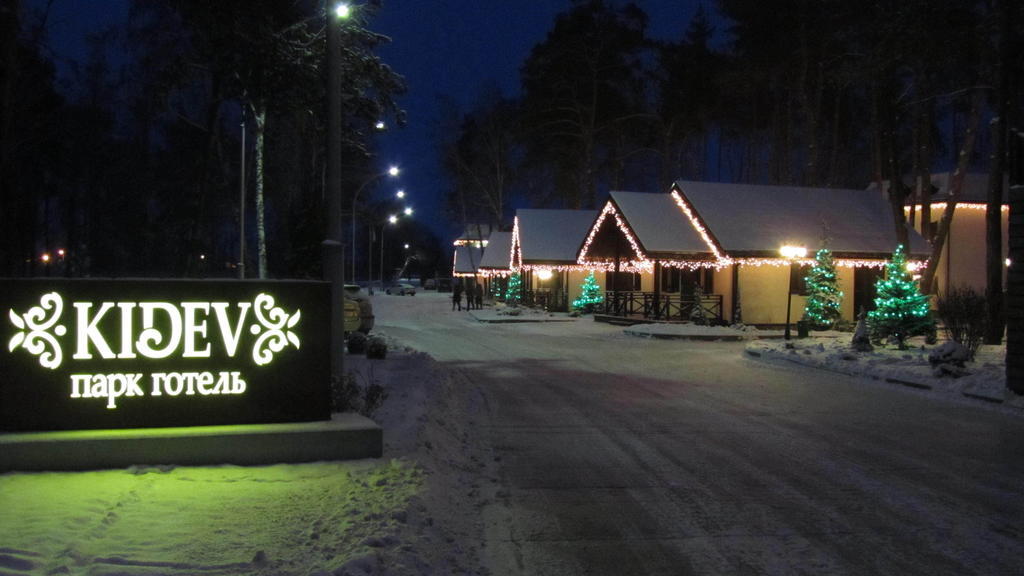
622,320,1021,411
2,292,1021,575
746,335,1021,409
0,325,488,575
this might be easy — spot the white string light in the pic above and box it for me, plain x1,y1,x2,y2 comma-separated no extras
904,202,1008,213
670,190,728,262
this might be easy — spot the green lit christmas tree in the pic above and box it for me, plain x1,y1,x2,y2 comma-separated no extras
802,247,843,329
868,244,934,349
572,271,603,313
505,272,522,306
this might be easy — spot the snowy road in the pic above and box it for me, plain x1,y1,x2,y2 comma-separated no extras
374,292,1024,576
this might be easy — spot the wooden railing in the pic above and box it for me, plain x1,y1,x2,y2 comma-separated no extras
601,291,723,323
523,289,569,312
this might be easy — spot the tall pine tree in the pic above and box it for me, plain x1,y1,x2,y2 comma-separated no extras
802,247,843,329
868,245,934,349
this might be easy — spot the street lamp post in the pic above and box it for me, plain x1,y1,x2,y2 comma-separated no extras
324,3,350,380
351,165,399,281
780,245,807,340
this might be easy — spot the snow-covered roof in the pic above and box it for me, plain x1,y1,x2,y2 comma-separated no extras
516,209,599,264
479,231,513,270
608,191,710,255
453,245,485,274
455,223,494,242
675,181,931,257
870,173,1010,205
926,172,1009,203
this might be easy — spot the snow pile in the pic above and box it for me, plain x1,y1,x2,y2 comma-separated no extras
625,322,776,340
746,335,1022,409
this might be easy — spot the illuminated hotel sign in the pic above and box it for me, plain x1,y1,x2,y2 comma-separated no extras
1,279,330,432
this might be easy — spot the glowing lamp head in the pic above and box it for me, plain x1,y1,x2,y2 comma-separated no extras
404,207,414,216
387,165,400,177
334,4,351,19
388,214,398,225
395,189,405,199
40,253,51,263
376,121,387,131
1007,258,1012,268
57,249,66,257
403,243,410,250
536,269,554,281
779,245,807,259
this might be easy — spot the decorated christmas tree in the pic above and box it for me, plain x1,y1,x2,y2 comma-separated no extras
505,272,522,306
868,244,934,349
802,247,843,329
572,271,603,313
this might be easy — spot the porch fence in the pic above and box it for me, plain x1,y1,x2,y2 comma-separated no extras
601,290,724,323
523,289,569,312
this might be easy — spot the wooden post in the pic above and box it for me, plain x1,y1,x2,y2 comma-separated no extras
1008,184,1024,394
653,262,662,319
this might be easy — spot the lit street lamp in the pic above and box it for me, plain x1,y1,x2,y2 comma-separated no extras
780,245,807,340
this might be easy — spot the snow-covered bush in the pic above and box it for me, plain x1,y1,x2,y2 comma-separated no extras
936,286,987,361
347,331,368,354
331,373,360,413
366,336,388,359
928,340,971,377
330,370,389,417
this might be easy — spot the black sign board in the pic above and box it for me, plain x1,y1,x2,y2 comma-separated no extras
1,279,331,431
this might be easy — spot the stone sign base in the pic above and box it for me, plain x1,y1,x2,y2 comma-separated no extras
0,414,381,472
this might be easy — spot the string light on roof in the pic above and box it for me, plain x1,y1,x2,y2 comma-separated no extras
670,190,728,262
511,216,522,270
904,202,1008,213
577,201,648,266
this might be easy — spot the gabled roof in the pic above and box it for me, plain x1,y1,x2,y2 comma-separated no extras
608,191,709,255
515,209,599,264
455,223,494,243
674,181,931,258
453,245,484,275
479,231,513,271
926,172,1009,204
870,172,1010,205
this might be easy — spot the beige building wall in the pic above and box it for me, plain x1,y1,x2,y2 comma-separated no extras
837,267,856,323
713,266,735,323
737,266,807,326
915,207,1009,297
641,270,655,292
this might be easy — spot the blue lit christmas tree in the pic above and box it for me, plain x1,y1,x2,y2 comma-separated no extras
802,247,843,329
572,271,603,313
505,272,522,305
868,244,934,349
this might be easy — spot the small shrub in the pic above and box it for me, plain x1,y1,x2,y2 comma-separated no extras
330,372,360,413
366,336,387,359
936,286,987,360
361,382,388,418
330,369,389,418
347,331,368,354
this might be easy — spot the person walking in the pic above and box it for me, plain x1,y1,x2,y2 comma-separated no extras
474,283,483,310
452,283,463,311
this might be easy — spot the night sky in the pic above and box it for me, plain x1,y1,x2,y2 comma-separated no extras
33,0,712,239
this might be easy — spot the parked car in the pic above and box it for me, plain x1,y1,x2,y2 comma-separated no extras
343,284,374,333
385,282,416,296
424,278,436,290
